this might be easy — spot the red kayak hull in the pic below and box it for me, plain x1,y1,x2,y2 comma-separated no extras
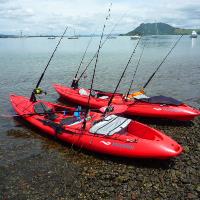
10,94,183,159
53,84,200,121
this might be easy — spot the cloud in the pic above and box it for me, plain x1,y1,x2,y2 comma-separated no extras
0,0,200,35
0,8,34,20
0,0,9,4
179,6,200,20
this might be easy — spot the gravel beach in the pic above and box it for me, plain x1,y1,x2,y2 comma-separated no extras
0,116,199,200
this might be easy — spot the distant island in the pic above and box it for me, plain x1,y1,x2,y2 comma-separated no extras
1,22,199,38
0,34,18,38
122,22,200,36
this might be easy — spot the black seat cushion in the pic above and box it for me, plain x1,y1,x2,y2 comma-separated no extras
34,102,52,113
34,102,57,120
139,95,182,106
61,117,81,126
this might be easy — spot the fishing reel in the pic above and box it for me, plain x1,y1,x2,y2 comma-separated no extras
33,88,47,96
71,78,79,89
105,105,114,113
30,87,47,102
90,90,97,97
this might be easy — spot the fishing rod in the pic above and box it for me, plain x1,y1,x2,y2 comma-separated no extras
105,37,142,112
83,4,112,128
71,31,96,88
30,26,68,102
126,40,146,98
143,35,183,89
76,12,127,83
86,4,112,109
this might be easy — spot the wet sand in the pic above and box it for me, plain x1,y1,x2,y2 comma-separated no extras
0,117,199,200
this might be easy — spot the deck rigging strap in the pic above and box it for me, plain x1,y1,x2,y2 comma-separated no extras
39,118,65,134
30,26,68,102
143,35,183,89
126,40,146,98
105,37,142,111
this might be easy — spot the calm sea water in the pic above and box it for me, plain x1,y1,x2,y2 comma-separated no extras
0,35,199,164
0,36,199,109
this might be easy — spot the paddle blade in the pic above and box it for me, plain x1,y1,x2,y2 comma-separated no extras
100,104,128,114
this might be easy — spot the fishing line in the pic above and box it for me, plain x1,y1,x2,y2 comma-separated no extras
30,26,68,102
126,39,146,97
143,35,183,89
105,37,142,111
83,3,112,126
77,11,128,82
71,29,97,88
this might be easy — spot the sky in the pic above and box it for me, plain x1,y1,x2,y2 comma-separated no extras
0,0,200,35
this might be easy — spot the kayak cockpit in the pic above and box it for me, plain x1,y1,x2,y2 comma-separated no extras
127,121,163,141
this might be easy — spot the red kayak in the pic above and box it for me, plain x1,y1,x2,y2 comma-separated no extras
53,84,200,121
10,94,183,159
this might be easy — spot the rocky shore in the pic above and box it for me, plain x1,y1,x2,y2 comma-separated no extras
0,117,199,200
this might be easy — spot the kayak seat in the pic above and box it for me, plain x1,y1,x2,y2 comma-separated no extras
79,88,90,96
96,93,109,99
34,102,58,120
79,88,97,97
61,117,82,126
90,115,131,136
98,95,109,99
133,94,149,100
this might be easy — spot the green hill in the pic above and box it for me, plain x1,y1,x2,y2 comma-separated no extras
123,22,200,36
0,34,17,38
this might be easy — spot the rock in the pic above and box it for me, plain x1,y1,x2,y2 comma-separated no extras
116,175,129,183
108,186,115,192
196,184,200,192
131,192,137,200
101,181,109,187
116,193,124,200
187,192,198,199
184,145,190,153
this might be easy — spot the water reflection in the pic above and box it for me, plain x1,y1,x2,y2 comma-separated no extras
142,35,179,48
191,37,197,48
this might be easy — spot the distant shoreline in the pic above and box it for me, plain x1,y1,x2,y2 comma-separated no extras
0,34,119,39
0,34,197,39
